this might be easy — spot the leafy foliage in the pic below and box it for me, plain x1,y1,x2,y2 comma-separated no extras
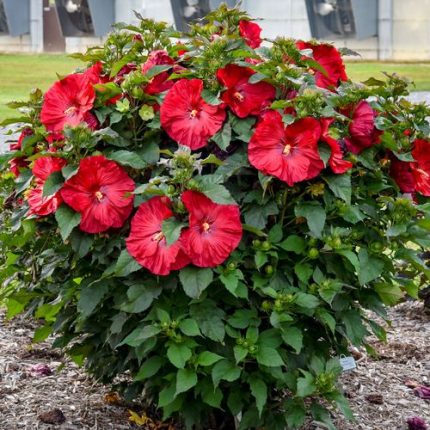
1,5,430,430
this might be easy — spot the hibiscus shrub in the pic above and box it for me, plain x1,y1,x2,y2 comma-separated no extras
2,5,430,429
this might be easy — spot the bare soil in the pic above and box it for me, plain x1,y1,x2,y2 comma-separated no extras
0,302,429,430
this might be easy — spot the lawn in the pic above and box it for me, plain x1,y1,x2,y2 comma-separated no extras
1,54,430,121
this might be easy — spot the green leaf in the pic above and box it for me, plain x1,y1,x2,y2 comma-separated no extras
201,89,222,105
201,382,223,408
249,376,267,417
358,249,384,285
256,347,284,367
161,217,185,245
190,300,225,342
135,356,164,381
228,309,258,329
196,351,224,366
295,202,326,238
42,170,64,197
196,175,236,204
120,324,161,347
179,319,201,336
212,360,241,387
179,267,213,299
296,372,316,397
55,205,81,241
78,282,109,317
281,326,303,354
294,262,313,283
212,122,232,151
107,150,146,169
233,345,248,363
144,64,172,79
336,249,360,273
70,230,93,257
341,309,368,346
325,173,351,204
248,72,267,84
119,282,161,313
374,283,404,305
176,368,198,395
295,292,320,309
279,235,306,254
167,343,192,368
113,249,142,277
268,224,283,243
33,325,52,343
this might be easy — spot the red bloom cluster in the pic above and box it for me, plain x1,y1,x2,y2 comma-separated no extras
160,79,226,150
344,101,381,154
239,20,262,49
61,155,135,233
41,72,96,134
296,41,348,90
390,139,430,196
217,64,275,118
9,128,32,177
28,156,67,216
141,50,175,95
249,111,323,186
127,191,242,275
126,196,189,276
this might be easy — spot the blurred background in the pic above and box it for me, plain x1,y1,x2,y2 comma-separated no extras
2,0,430,122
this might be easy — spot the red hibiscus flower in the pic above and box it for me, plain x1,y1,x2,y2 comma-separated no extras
389,156,415,194
296,41,348,90
180,191,242,267
320,118,353,174
216,64,275,118
61,155,135,234
160,79,226,150
126,196,190,275
239,20,262,49
27,156,67,216
248,110,323,186
8,128,33,176
411,139,430,196
389,140,430,196
41,72,96,134
142,50,176,95
344,101,381,154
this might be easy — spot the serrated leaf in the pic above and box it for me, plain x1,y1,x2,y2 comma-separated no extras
176,368,197,395
211,122,232,151
295,202,326,238
296,372,316,397
161,217,185,245
212,360,241,387
55,205,81,241
256,347,284,367
179,267,213,299
325,173,351,204
167,343,192,368
249,376,267,417
77,282,109,317
196,351,224,366
179,318,201,336
281,326,303,354
113,249,142,277
134,356,164,381
43,171,64,197
279,235,306,254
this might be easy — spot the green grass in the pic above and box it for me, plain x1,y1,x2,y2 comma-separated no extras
0,54,81,122
1,54,430,121
346,61,430,91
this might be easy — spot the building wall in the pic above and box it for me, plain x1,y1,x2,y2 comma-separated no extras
0,0,430,60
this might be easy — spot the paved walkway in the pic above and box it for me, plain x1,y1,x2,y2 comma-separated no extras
1,91,430,154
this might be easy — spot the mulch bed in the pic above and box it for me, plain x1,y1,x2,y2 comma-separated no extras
0,302,429,429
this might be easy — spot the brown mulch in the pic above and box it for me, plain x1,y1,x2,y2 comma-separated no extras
0,302,429,430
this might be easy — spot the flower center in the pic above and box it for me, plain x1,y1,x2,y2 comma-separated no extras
201,221,211,232
190,109,199,118
233,91,244,102
152,231,165,242
64,105,78,116
283,144,292,156
94,191,104,201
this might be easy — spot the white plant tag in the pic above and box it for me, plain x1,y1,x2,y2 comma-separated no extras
339,355,357,372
